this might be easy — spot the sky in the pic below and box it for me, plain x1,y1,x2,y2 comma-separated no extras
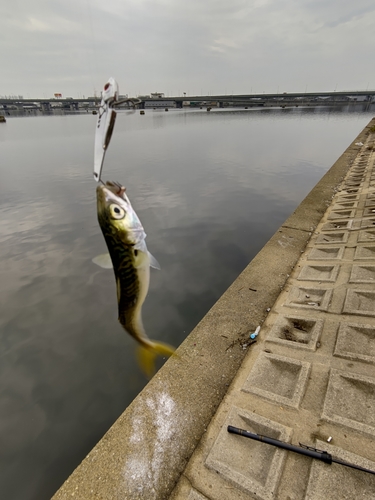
1,0,375,99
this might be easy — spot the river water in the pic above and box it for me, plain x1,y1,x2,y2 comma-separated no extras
0,104,374,499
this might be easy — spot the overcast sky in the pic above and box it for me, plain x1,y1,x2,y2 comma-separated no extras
1,0,375,98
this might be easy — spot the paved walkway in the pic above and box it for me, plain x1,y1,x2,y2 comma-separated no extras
170,136,375,499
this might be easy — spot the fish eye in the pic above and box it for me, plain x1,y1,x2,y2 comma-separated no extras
109,204,125,220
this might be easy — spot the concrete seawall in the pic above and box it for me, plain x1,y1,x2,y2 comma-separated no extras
53,117,375,499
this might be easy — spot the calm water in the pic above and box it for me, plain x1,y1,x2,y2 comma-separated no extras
0,105,374,499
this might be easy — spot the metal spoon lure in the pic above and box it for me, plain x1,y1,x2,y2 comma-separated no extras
93,77,119,182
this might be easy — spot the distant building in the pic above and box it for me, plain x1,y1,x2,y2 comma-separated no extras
348,95,370,102
145,100,176,108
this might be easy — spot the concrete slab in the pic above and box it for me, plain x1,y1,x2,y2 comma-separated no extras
334,321,375,364
354,245,375,259
321,219,354,231
188,487,210,500
343,289,375,316
242,352,311,408
205,407,292,500
307,246,345,260
363,207,375,216
284,286,333,311
322,369,375,437
349,264,375,283
266,315,323,351
336,194,359,201
315,232,349,244
297,264,340,282
331,201,358,210
360,217,375,228
327,209,356,219
304,440,375,500
358,229,375,242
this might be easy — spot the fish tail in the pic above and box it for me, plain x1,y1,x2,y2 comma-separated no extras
136,341,175,378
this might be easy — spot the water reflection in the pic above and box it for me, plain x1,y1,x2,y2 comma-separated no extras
0,106,374,499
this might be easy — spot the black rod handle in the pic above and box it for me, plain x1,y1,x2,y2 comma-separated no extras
227,426,332,463
227,425,375,476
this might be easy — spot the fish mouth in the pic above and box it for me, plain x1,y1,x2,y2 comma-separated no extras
98,180,127,203
103,180,126,197
96,184,116,215
96,184,107,212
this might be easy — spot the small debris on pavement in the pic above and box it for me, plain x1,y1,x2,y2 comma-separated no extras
249,326,260,340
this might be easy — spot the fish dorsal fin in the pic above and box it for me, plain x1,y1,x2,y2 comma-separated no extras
92,253,113,269
148,251,161,270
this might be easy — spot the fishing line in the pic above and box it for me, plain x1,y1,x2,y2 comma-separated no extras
77,0,100,96
85,0,100,85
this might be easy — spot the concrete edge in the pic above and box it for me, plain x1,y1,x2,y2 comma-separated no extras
52,117,375,500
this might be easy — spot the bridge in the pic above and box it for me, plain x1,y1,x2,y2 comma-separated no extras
1,90,374,112
0,97,100,112
140,90,375,109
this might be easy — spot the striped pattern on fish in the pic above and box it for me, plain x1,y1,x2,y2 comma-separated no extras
95,181,175,377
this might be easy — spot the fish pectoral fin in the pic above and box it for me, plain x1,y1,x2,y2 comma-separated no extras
136,341,175,378
148,251,161,270
92,253,113,269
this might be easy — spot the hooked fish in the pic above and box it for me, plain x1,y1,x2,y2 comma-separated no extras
94,181,175,377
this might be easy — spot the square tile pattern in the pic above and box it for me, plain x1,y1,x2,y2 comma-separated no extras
328,210,356,220
307,247,344,260
321,220,353,231
242,352,311,408
298,264,340,282
354,245,375,259
322,369,375,437
349,265,375,283
266,315,323,351
285,287,332,311
358,229,375,242
205,407,292,500
334,322,375,364
343,289,375,316
305,440,375,499
315,232,349,244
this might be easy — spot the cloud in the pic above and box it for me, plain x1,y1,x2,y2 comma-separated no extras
0,0,374,96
